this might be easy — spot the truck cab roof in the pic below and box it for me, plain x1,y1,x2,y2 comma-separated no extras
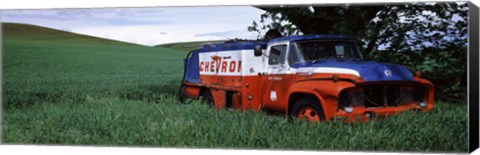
269,34,356,43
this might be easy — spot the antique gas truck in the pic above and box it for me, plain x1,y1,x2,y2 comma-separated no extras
180,34,434,122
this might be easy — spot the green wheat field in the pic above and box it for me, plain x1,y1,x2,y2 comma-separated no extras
1,23,468,152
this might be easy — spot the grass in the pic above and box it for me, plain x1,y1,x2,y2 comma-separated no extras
3,99,467,152
1,23,469,152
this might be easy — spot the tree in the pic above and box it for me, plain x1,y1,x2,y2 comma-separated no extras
248,4,383,54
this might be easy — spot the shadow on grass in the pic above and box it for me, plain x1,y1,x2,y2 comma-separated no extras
3,80,183,110
3,90,86,110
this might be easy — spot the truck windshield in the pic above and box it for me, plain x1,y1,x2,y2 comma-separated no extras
288,40,363,65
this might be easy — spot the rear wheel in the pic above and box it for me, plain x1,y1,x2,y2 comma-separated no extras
290,97,325,122
201,89,214,106
178,86,190,104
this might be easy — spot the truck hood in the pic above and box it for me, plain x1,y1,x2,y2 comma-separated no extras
290,58,413,82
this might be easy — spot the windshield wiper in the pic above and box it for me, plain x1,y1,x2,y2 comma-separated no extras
311,57,330,63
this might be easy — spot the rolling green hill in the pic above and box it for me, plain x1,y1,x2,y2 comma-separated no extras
2,23,145,47
2,22,188,110
1,23,467,152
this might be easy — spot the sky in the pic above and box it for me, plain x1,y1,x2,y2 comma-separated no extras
0,6,266,46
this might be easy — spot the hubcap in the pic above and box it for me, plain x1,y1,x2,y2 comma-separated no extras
296,107,320,122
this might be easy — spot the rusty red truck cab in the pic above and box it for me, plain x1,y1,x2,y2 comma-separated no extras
180,34,434,123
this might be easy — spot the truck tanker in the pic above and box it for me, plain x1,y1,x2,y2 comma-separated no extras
179,34,434,122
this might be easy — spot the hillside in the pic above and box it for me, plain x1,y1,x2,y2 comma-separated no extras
2,22,187,110
2,22,143,47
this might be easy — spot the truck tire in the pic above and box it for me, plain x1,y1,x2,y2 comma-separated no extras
290,97,325,122
178,86,190,104
201,89,214,106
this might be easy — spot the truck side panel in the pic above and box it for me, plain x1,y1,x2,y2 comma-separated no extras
199,50,243,87
197,49,266,111
240,49,267,111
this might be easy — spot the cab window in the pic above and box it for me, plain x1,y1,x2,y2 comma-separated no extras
268,45,287,65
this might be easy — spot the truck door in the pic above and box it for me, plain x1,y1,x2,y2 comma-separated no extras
262,43,295,111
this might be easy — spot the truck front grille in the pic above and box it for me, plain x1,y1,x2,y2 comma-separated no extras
339,84,426,108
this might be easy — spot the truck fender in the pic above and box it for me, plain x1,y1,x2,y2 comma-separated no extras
287,89,328,118
287,80,357,120
414,77,435,109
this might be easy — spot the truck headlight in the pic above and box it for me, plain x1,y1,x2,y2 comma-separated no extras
344,106,353,113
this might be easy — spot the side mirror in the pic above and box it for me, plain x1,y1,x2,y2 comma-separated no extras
254,45,263,57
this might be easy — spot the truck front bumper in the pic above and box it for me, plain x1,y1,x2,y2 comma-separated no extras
332,103,434,123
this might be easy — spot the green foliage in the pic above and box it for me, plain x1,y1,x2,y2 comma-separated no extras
2,23,468,152
366,2,468,54
248,5,382,38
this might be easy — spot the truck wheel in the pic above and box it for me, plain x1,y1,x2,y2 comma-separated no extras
290,97,325,122
178,86,189,103
201,89,214,106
